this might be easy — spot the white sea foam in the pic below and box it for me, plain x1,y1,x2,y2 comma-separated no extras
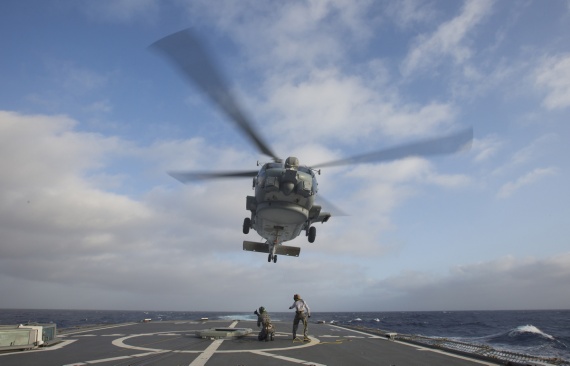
509,325,554,340
218,314,257,321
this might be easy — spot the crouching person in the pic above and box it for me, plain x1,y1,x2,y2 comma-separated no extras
254,306,275,341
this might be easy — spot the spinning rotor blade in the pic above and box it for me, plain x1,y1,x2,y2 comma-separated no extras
313,128,473,169
150,29,280,162
316,195,349,217
169,170,259,183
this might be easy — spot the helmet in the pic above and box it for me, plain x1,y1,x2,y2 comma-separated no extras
293,294,300,301
258,306,265,313
285,156,299,169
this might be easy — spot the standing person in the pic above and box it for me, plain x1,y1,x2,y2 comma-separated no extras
289,293,311,341
254,306,275,341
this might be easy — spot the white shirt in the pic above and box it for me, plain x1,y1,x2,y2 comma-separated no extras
289,299,310,316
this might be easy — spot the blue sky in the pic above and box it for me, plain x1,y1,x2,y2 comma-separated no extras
1,0,569,311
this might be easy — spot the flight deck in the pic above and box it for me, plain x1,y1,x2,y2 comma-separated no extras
0,319,507,366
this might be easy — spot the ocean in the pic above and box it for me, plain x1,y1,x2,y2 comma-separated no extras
1,309,569,362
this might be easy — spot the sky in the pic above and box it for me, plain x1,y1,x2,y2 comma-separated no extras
1,0,569,312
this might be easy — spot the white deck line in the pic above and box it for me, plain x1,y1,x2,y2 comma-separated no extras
188,320,238,366
251,350,327,366
61,323,137,336
330,324,499,366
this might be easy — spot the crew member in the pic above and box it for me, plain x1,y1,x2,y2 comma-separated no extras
289,294,311,341
254,306,275,341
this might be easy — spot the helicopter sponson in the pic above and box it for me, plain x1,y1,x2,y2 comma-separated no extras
243,157,331,264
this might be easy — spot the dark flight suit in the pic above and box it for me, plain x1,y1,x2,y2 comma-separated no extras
257,310,275,341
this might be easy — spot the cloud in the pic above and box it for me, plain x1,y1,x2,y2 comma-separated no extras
384,0,438,29
264,68,456,147
497,167,558,198
401,0,494,77
472,134,503,163
0,111,153,257
310,157,470,258
0,110,392,310
4,0,568,313
535,53,570,110
183,0,374,70
491,134,558,176
362,254,570,310
510,134,556,166
176,1,461,146
349,157,469,190
0,111,565,311
0,111,120,186
0,110,476,311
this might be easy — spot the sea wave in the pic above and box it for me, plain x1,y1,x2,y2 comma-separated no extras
455,324,569,360
482,324,561,346
508,325,555,340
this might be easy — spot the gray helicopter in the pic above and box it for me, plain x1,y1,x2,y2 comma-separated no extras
151,30,473,263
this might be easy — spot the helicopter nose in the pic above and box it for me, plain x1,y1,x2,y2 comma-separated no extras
282,181,295,195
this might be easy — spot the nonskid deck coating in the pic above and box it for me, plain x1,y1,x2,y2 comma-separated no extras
0,320,500,366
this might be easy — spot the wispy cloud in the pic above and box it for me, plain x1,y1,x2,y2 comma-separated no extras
183,0,374,70
400,0,494,77
535,53,570,110
384,0,438,29
497,167,558,198
510,134,556,166
472,134,503,163
491,134,557,176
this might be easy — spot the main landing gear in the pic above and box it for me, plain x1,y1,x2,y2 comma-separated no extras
243,217,251,234
268,254,277,263
307,226,316,243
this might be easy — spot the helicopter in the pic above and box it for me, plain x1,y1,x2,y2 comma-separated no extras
150,30,473,264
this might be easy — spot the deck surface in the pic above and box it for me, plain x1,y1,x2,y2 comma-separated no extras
0,320,500,365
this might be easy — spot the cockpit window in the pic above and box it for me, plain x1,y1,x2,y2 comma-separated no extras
265,162,282,169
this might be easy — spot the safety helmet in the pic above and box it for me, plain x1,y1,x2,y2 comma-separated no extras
293,294,300,300
259,306,265,313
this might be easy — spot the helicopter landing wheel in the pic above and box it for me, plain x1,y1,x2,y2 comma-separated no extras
273,255,277,263
308,226,316,243
243,217,251,234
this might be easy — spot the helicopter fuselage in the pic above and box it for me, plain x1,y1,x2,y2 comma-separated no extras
244,157,330,251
